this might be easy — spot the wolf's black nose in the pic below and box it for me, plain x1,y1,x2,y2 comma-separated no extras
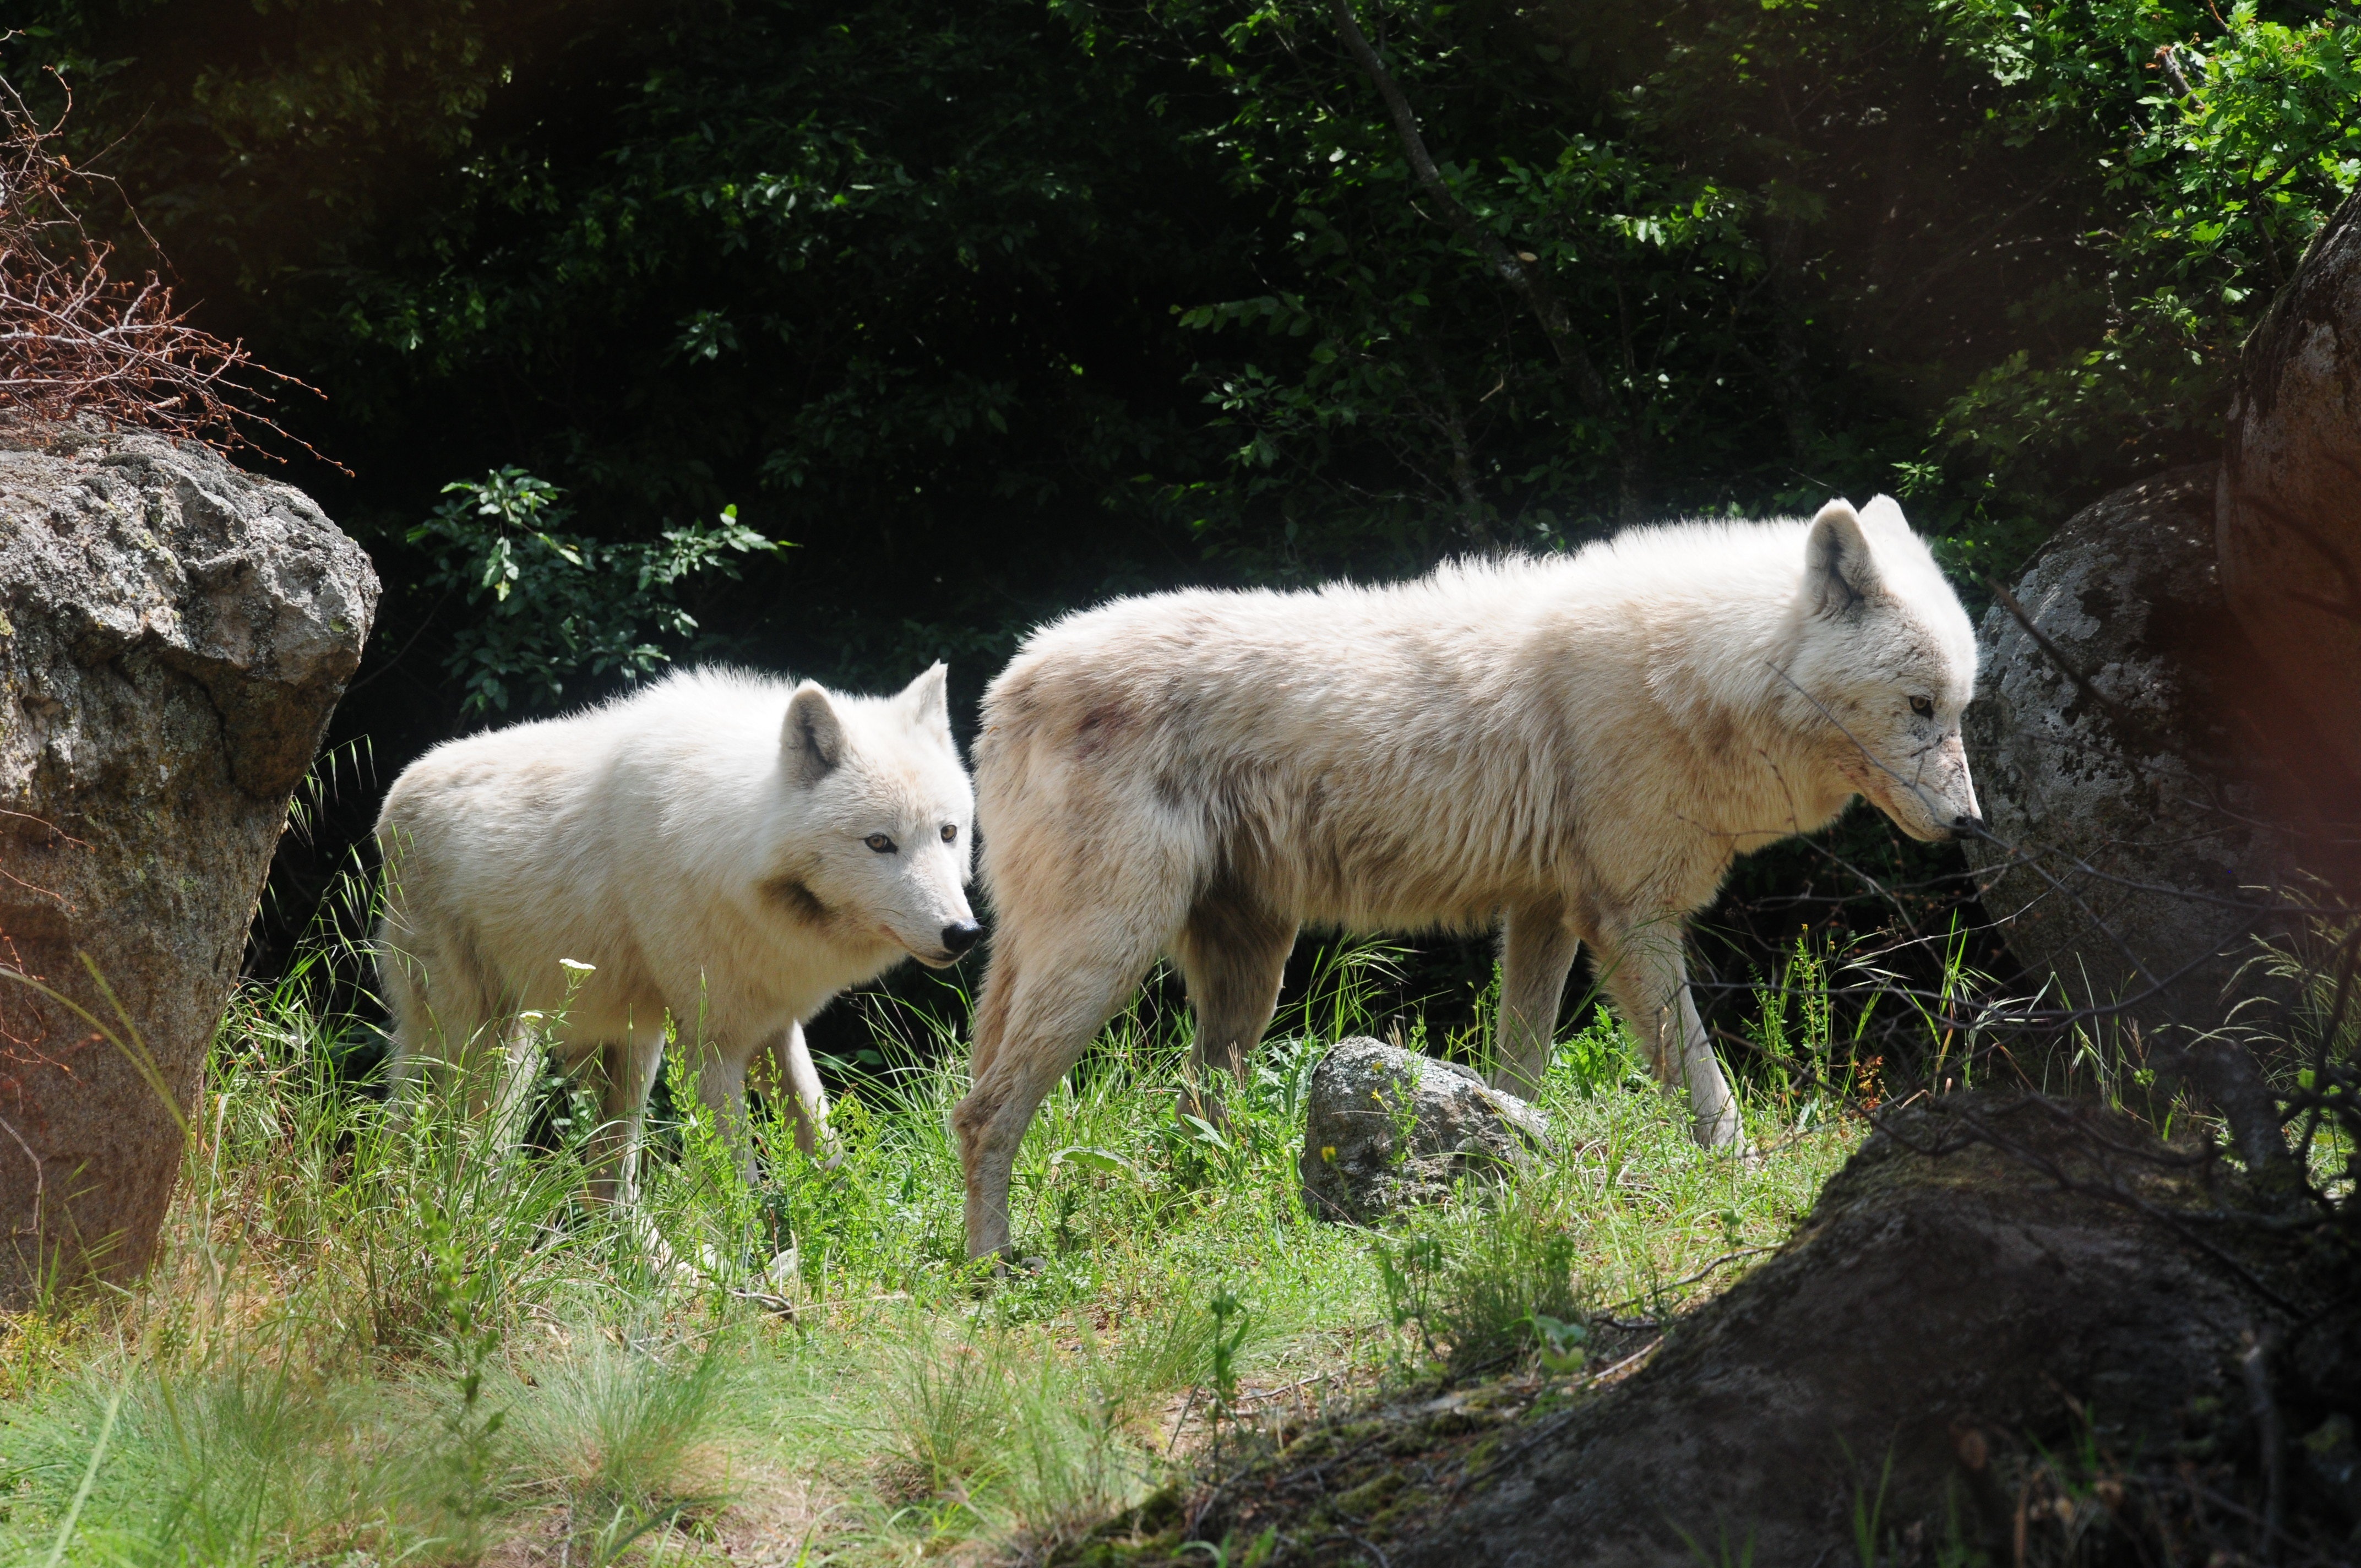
1952,814,1985,837
942,920,983,956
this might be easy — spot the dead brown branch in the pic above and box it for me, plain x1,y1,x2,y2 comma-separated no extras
0,69,325,461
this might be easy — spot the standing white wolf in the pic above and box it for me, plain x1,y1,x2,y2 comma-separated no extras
376,663,978,1197
955,497,1979,1260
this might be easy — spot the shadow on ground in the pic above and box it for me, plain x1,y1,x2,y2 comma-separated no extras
1063,1093,2361,1567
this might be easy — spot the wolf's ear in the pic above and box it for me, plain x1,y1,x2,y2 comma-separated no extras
896,662,953,744
1859,494,1920,541
1804,499,1883,616
782,682,846,785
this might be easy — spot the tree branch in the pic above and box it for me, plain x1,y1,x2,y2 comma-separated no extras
1328,0,1645,514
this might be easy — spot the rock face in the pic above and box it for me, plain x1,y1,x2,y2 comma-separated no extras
1299,1038,1548,1223
1961,466,2286,1044
0,426,378,1305
2219,186,2361,781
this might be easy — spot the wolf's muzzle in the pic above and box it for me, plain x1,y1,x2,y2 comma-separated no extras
941,920,983,957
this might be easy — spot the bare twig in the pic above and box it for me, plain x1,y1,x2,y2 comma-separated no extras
0,69,327,461
721,1287,909,1320
2242,1329,2285,1564
0,1110,41,1233
1608,1247,1775,1316
1981,575,2154,738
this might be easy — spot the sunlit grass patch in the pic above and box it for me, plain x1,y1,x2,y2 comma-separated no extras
0,931,1871,1565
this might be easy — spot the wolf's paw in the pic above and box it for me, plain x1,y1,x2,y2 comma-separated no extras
640,1231,687,1280
959,1249,1046,1292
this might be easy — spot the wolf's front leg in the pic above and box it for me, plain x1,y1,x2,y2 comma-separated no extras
759,1021,835,1159
687,1037,761,1190
587,1033,666,1206
1591,918,1746,1151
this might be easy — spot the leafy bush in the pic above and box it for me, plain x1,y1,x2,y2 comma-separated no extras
407,467,787,715
1932,0,2361,500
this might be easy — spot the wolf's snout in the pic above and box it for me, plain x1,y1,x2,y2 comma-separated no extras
1951,813,1985,839
941,919,983,957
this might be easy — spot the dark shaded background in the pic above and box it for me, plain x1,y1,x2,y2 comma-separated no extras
14,0,2346,1078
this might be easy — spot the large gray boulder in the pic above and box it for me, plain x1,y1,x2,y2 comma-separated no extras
2218,186,2361,783
0,426,378,1305
1961,466,2287,1047
1299,1038,1548,1223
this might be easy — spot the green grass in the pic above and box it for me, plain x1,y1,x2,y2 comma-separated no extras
0,937,1872,1566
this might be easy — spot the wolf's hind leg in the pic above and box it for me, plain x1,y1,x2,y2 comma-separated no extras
1173,884,1296,1115
376,930,437,1098
955,938,1159,1261
377,918,505,1114
1494,901,1580,1096
1590,918,1745,1150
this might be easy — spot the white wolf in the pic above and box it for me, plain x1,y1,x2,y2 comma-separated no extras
376,663,977,1197
954,497,1979,1259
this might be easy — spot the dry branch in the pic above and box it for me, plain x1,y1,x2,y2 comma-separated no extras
0,70,318,457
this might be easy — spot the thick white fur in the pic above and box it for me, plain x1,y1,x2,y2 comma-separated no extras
954,497,1978,1259
376,663,976,1197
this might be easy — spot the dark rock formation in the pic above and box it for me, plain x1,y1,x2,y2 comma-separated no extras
1111,1097,2350,1567
1960,465,2287,1047
0,426,378,1305
1392,1098,2342,1566
2219,185,2361,783
1299,1038,1548,1224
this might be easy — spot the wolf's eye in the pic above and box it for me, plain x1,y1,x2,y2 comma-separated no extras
940,824,958,844
1908,696,1934,719
864,834,897,854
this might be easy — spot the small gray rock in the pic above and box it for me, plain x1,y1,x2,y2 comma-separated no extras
1298,1037,1548,1224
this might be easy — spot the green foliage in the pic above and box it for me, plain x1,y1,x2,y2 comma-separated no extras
1932,0,2361,503
1163,0,1772,556
1377,1180,1590,1375
20,0,2358,721
1207,1283,1252,1429
6,0,2353,804
407,469,785,715
499,1335,732,1542
425,1183,512,1555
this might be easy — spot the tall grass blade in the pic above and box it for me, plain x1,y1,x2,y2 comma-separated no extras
43,1385,122,1568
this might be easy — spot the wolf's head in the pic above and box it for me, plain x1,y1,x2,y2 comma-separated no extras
768,663,980,966
1782,496,1982,842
